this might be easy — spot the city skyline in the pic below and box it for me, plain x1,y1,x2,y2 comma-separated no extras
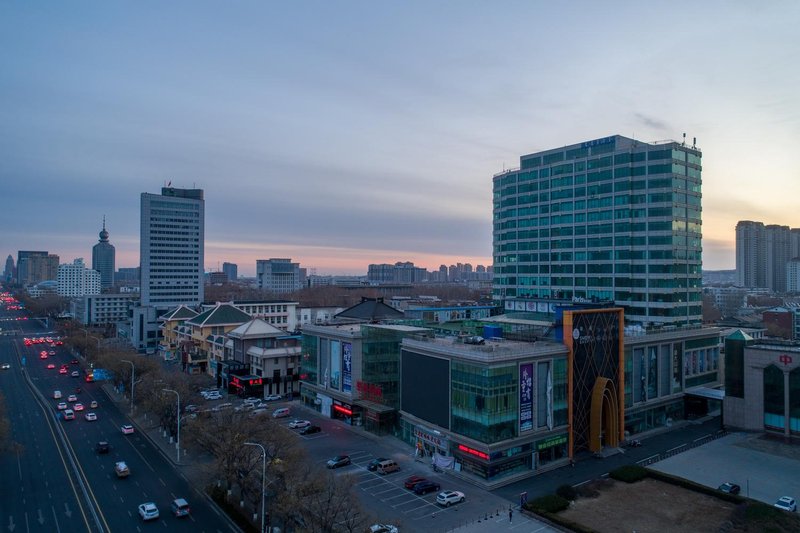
2,3,799,276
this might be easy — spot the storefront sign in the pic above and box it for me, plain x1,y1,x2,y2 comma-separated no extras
457,444,489,460
356,381,383,401
414,427,445,448
779,354,793,366
520,363,533,432
536,434,567,451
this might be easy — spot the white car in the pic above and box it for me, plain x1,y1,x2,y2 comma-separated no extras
264,394,282,401
85,412,97,421
436,490,466,507
67,394,78,402
242,397,260,405
774,496,797,512
138,502,159,521
121,424,135,435
57,401,68,410
369,525,398,533
289,419,310,429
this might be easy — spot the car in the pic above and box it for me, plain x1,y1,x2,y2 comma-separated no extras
242,397,260,405
59,367,68,374
171,498,190,517
0,363,10,370
184,404,198,412
212,403,233,412
90,400,98,408
48,350,56,356
71,371,79,377
369,525,399,533
46,363,55,369
84,412,97,421
368,457,389,471
57,402,68,410
250,408,269,417
67,394,77,402
63,409,75,420
413,481,441,495
115,461,130,477
70,359,79,365
121,424,134,435
718,482,741,495
774,496,797,512
264,394,282,401
326,455,351,469
300,425,321,435
73,403,84,411
404,475,427,489
289,419,311,429
137,502,159,520
54,390,62,399
39,353,48,359
436,490,465,507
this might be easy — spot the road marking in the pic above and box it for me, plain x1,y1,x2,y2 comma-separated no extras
51,506,62,533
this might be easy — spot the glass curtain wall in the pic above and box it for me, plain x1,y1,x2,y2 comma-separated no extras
451,361,517,444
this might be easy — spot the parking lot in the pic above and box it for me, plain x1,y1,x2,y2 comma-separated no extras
649,431,800,507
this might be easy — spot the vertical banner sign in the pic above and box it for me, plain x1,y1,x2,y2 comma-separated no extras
330,340,341,390
342,342,352,393
520,363,533,431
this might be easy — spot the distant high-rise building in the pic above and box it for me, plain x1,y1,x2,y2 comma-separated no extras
140,187,205,307
222,262,238,281
116,267,141,285
92,217,115,290
3,255,14,283
736,221,796,293
26,253,59,286
766,225,791,293
493,134,703,326
58,258,101,297
17,251,49,286
256,258,304,293
129,187,204,353
736,221,766,289
787,259,800,293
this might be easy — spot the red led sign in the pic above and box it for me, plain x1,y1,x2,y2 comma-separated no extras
333,404,353,416
457,444,489,460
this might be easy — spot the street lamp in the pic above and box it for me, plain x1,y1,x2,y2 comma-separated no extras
120,359,135,413
162,388,181,463
244,442,266,533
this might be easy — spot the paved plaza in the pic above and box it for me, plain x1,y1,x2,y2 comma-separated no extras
649,431,800,506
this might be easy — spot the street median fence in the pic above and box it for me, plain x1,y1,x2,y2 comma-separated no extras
636,429,728,467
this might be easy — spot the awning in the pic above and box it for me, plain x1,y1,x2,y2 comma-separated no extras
685,386,725,401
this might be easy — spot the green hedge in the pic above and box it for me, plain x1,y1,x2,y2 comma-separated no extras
609,465,647,483
526,494,570,514
556,484,577,501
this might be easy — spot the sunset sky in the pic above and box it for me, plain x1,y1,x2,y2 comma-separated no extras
2,2,798,276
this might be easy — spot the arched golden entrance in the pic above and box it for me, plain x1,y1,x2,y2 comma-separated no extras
589,377,621,452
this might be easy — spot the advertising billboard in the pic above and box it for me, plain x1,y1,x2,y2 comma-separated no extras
520,363,533,432
330,340,341,390
342,342,352,393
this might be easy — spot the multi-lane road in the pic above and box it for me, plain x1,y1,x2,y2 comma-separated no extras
0,303,237,533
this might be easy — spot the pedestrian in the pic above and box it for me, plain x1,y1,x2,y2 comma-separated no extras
509,508,513,522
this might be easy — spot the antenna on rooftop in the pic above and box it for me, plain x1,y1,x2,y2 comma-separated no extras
682,133,686,146
692,137,697,149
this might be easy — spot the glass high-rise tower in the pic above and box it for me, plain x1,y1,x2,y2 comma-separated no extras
492,135,702,327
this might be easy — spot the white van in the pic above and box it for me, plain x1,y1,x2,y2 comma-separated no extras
272,407,290,418
53,390,62,399
376,459,400,475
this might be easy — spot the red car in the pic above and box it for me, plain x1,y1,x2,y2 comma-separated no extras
71,359,79,365
39,353,48,360
404,475,427,489
46,363,56,369
59,367,68,374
